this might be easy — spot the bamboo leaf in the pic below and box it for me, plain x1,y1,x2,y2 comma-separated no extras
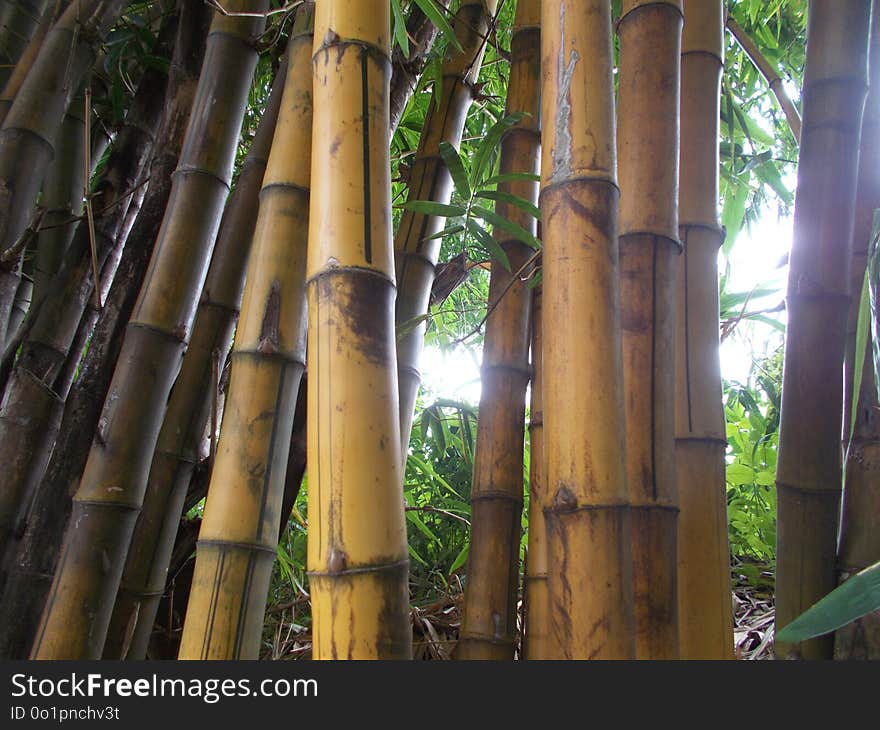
469,112,527,187
449,544,469,573
422,224,464,242
439,141,471,199
391,0,410,56
474,189,541,220
412,0,463,52
471,204,540,250
466,218,510,272
403,200,467,218
483,172,541,187
775,560,880,643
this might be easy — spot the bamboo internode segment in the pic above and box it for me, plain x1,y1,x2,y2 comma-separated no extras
0,0,125,347
726,15,801,143
0,2,54,127
394,0,497,460
674,0,733,660
30,0,268,660
540,0,635,660
179,14,312,661
0,0,48,90
618,0,682,660
457,0,539,661
306,0,411,660
836,0,880,660
776,0,871,661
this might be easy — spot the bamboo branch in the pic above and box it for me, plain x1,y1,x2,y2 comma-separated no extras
726,14,802,142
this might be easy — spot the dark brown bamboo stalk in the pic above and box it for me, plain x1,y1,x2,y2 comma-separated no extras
0,0,209,659
836,0,880,661
0,0,126,347
775,0,871,661
395,0,497,458
30,0,267,660
106,37,288,660
617,0,682,660
675,0,734,660
456,0,540,661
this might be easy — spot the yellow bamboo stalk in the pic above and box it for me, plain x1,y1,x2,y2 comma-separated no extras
617,0,682,660
540,0,635,659
178,12,312,660
726,15,801,143
0,0,56,125
30,0,268,660
836,0,880,661
457,0,540,661
394,0,497,458
675,0,734,660
0,0,48,89
306,0,411,659
775,0,871,661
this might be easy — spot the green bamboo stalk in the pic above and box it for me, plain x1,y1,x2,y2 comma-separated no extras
108,35,289,660
30,0,267,660
775,0,871,661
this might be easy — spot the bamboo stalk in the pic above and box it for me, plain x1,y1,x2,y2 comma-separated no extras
726,15,801,143
114,25,292,660
456,0,540,661
30,0,267,660
675,0,734,660
836,0,880,661
306,0,411,660
775,0,871,661
540,0,635,659
0,0,49,89
0,0,126,348
617,0,682,660
394,0,497,459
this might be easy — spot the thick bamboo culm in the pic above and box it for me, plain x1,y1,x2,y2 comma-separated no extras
178,15,311,660
394,0,497,458
0,26,174,563
523,284,557,658
108,44,288,660
0,0,49,89
726,15,801,143
457,0,540,661
775,0,871,661
675,0,734,660
0,0,125,348
30,0,268,660
617,0,682,660
0,1,211,659
540,0,635,659
836,0,880,660
306,0,411,659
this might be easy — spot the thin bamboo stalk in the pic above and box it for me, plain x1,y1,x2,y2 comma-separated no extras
306,0,411,660
726,15,801,143
394,0,497,458
0,0,126,347
675,0,734,660
30,0,267,660
112,29,290,660
836,0,880,661
617,0,682,660
775,0,871,661
456,0,540,661
540,0,635,659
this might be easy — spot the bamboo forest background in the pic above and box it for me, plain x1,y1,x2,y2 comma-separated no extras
0,0,873,660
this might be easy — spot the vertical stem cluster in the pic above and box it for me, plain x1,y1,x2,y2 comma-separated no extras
457,0,540,661
775,0,870,661
306,0,411,659
836,0,880,660
394,0,497,457
30,0,267,660
617,0,682,660
540,0,635,659
178,11,313,661
675,0,733,660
